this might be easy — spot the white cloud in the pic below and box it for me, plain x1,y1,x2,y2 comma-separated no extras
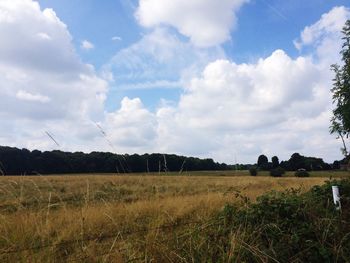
146,6,350,163
112,36,122,41
104,97,157,149
0,0,107,151
104,27,225,90
16,90,50,103
100,46,340,162
81,40,94,50
37,32,51,40
0,0,82,74
1,1,349,165
177,50,321,129
135,0,248,47
153,50,333,161
294,6,349,49
294,6,350,66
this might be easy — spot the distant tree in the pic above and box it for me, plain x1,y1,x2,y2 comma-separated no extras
295,169,310,177
249,166,258,176
333,160,341,170
330,19,350,157
0,146,230,175
288,153,304,171
257,154,269,170
304,157,326,171
272,156,279,168
279,160,290,171
323,163,332,170
281,153,331,171
270,167,285,177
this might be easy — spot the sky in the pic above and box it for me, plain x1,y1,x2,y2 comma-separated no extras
0,0,349,164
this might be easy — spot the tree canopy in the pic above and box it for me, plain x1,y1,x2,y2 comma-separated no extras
0,146,229,175
257,154,269,170
330,19,350,157
272,156,279,168
279,153,331,171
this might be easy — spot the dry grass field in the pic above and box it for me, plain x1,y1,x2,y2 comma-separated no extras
0,171,348,262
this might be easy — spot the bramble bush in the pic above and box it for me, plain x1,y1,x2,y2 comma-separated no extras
178,179,350,262
221,179,350,262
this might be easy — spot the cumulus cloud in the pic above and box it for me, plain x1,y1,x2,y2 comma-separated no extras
153,50,331,161
16,90,50,103
37,32,52,40
0,0,107,150
0,1,83,74
294,6,350,65
177,50,321,130
101,46,339,162
104,97,157,150
135,0,248,47
294,6,349,49
146,6,350,163
1,0,349,164
81,40,94,50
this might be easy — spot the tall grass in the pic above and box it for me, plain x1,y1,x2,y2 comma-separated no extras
0,174,345,262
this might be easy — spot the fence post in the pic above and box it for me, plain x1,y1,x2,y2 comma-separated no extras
332,185,341,211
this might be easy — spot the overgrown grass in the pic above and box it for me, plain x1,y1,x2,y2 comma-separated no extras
0,174,348,262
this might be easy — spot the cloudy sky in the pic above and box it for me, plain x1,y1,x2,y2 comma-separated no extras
0,0,349,164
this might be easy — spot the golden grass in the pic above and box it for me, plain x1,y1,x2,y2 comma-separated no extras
0,173,344,262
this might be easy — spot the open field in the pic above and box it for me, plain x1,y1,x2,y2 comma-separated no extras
0,172,348,262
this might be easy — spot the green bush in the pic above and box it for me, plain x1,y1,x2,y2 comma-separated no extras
163,179,350,262
213,179,350,262
295,169,310,177
270,167,285,177
249,167,258,176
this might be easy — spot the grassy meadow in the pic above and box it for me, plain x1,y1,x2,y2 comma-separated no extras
0,171,349,262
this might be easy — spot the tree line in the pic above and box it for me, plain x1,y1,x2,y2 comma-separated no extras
255,153,343,171
0,145,346,175
0,146,229,175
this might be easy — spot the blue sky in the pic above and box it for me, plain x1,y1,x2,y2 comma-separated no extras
37,0,348,64
36,0,349,111
0,0,350,163
38,0,139,66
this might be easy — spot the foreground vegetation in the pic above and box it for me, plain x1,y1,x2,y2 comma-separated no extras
0,173,349,262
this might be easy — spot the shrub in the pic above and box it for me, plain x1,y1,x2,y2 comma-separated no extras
270,167,285,177
214,179,350,263
249,167,258,176
295,169,310,177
